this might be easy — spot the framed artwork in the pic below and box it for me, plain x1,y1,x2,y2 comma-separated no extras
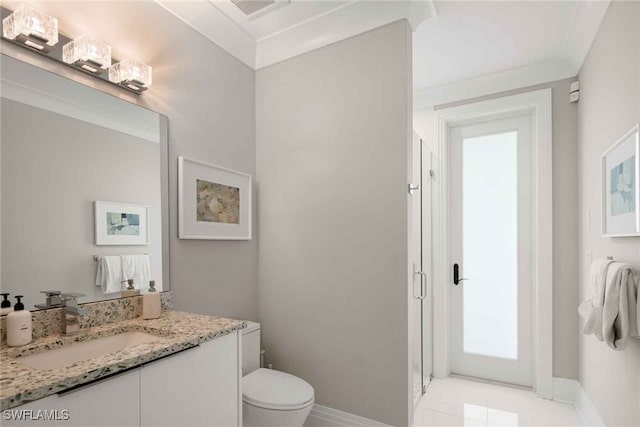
178,157,252,240
601,124,639,237
95,201,149,245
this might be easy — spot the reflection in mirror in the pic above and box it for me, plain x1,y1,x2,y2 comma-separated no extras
0,55,167,311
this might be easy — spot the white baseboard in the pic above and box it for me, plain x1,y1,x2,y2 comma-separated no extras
575,384,605,426
552,377,604,426
304,404,392,427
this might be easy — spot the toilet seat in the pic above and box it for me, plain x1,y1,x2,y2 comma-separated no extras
242,368,314,411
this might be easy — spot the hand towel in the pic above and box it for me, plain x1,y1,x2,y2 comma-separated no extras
579,259,614,340
602,263,638,350
95,256,123,294
120,254,151,290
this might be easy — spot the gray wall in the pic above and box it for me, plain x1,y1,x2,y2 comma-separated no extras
256,21,412,426
577,2,640,425
1,98,162,309
429,77,580,380
0,1,258,321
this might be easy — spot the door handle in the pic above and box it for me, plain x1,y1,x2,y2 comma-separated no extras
413,271,427,299
453,263,468,286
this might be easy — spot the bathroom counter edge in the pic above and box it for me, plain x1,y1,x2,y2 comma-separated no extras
0,310,246,410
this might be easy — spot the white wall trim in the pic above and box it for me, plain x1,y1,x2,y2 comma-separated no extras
552,377,605,427
432,89,554,398
575,383,606,427
560,0,611,72
413,60,575,110
304,404,393,427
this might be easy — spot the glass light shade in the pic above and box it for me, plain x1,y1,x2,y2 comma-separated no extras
2,4,58,52
63,35,112,74
108,58,152,92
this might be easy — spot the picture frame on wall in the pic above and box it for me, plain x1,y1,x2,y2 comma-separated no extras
601,124,640,237
95,201,149,245
178,156,252,240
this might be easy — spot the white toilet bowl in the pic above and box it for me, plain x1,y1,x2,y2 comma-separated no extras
242,368,314,427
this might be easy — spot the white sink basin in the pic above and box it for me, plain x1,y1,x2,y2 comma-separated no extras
18,332,165,371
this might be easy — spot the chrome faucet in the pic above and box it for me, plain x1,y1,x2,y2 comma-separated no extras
61,293,88,335
34,290,64,310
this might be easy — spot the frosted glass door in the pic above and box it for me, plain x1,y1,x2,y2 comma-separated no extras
450,115,533,386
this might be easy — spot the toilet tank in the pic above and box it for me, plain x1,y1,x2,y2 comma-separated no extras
242,321,261,376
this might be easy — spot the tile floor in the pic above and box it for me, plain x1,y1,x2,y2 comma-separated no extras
414,377,582,427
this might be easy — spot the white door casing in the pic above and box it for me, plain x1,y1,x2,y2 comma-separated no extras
432,89,553,398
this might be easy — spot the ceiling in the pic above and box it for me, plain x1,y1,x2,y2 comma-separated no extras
413,0,610,107
2,0,609,108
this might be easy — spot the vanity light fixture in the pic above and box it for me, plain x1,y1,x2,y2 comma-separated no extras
62,35,111,74
108,58,152,92
2,4,58,52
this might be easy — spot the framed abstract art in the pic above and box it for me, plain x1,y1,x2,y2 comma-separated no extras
178,157,252,240
602,124,639,237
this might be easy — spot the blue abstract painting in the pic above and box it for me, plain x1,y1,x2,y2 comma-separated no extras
107,212,140,235
610,155,636,216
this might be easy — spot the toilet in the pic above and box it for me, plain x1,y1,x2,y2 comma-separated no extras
241,322,315,427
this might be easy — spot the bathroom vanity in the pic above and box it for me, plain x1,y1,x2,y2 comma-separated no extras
1,311,245,427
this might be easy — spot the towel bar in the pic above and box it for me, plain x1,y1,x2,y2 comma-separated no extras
93,254,149,262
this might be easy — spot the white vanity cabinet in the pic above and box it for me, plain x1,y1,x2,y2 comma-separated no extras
140,332,240,427
5,332,241,427
3,369,140,427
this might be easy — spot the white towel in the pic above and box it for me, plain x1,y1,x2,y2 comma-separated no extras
120,254,150,290
602,263,638,350
579,259,613,340
95,256,124,294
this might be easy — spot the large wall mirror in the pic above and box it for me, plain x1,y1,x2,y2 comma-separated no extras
0,55,169,311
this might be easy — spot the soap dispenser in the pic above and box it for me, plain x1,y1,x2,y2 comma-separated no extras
121,279,140,297
7,296,32,346
143,281,161,320
0,293,12,315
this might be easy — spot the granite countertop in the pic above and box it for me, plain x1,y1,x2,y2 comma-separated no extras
0,310,246,410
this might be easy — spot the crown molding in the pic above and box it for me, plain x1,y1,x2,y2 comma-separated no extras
155,0,257,68
155,0,436,71
561,0,611,72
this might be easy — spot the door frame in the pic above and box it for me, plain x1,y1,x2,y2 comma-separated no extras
431,89,553,398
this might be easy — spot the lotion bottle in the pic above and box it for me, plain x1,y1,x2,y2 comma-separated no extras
143,281,161,320
7,296,32,346
0,293,12,315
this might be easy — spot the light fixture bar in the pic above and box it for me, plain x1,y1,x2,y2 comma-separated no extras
0,5,149,95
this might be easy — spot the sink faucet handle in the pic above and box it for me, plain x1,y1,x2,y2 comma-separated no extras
61,293,86,305
39,290,63,308
61,292,86,299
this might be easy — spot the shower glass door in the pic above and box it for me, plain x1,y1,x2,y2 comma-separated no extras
411,133,433,408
